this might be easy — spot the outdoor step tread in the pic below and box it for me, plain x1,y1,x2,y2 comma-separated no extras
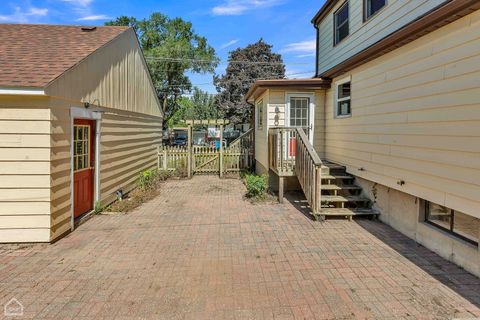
322,175,354,180
322,163,346,170
318,208,379,216
321,185,361,190
321,185,342,190
321,196,370,203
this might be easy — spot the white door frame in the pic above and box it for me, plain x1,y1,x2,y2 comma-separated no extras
69,107,102,231
285,92,315,144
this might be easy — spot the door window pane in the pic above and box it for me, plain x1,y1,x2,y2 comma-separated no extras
73,125,90,171
289,97,310,129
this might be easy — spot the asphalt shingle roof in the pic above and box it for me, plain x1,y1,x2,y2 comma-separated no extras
0,24,129,88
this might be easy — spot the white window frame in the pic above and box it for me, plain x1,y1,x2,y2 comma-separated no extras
256,99,264,130
334,76,352,118
334,1,349,46
364,0,387,22
285,92,315,144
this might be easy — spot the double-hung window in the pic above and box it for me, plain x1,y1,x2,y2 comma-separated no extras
334,1,349,45
335,77,351,117
364,0,386,21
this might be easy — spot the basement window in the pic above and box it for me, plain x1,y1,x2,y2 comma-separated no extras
425,201,479,246
335,77,351,117
364,0,386,21
334,1,349,45
257,99,264,130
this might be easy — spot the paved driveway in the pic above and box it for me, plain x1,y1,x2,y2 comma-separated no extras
1,177,479,319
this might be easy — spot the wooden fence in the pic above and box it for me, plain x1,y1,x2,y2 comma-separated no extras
157,129,254,177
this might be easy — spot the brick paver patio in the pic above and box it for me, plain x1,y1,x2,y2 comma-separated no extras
1,177,479,319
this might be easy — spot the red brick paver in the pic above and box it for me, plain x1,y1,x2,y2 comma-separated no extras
0,177,479,319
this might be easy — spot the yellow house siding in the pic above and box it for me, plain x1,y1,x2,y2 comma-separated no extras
0,96,52,243
325,11,480,219
45,29,162,118
49,98,73,241
48,98,162,241
254,91,269,174
99,110,162,205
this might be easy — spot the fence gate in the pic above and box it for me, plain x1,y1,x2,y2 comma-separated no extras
158,120,254,178
193,146,220,175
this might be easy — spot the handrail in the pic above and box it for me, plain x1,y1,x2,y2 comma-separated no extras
295,128,323,214
296,129,322,166
229,128,254,148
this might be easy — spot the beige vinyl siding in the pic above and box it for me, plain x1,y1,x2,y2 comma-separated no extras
48,98,162,241
267,89,326,157
324,11,480,219
317,0,449,75
0,96,52,243
46,29,162,118
254,91,269,174
99,110,162,205
49,98,73,240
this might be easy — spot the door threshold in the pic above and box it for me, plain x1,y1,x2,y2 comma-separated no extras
74,210,95,228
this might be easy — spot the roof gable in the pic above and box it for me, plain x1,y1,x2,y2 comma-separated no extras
0,24,128,88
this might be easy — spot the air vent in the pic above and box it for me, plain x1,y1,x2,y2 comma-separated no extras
81,26,97,32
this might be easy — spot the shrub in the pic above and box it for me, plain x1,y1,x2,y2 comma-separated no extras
244,174,268,199
137,169,158,190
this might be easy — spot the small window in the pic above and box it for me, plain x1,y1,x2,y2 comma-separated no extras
335,78,351,117
334,1,349,45
257,99,264,130
364,0,386,21
425,201,479,246
73,125,90,171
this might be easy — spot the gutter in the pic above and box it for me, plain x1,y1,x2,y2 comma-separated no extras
0,88,45,95
314,24,320,78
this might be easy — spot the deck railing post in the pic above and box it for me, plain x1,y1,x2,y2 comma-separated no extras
187,124,192,179
279,129,284,174
219,124,224,178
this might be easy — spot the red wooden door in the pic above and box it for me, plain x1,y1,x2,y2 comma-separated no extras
73,119,95,218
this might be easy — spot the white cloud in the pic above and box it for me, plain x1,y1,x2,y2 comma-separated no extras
0,6,48,23
212,0,284,16
220,39,239,49
60,0,93,7
281,39,316,54
77,14,110,21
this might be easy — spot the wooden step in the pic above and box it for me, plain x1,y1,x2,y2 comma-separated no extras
321,184,342,191
322,162,346,171
316,208,380,220
322,175,354,181
321,185,362,191
321,196,370,203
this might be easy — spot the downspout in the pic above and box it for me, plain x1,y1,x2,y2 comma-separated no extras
314,24,320,78
246,100,256,171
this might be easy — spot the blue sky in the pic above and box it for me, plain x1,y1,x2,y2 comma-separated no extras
0,0,326,93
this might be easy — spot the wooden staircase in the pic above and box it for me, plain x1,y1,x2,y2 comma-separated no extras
316,161,379,221
268,127,379,221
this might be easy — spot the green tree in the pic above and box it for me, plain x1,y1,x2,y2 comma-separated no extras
106,14,219,120
214,39,286,124
167,88,222,127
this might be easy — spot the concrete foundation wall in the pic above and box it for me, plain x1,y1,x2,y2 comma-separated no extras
356,177,480,278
